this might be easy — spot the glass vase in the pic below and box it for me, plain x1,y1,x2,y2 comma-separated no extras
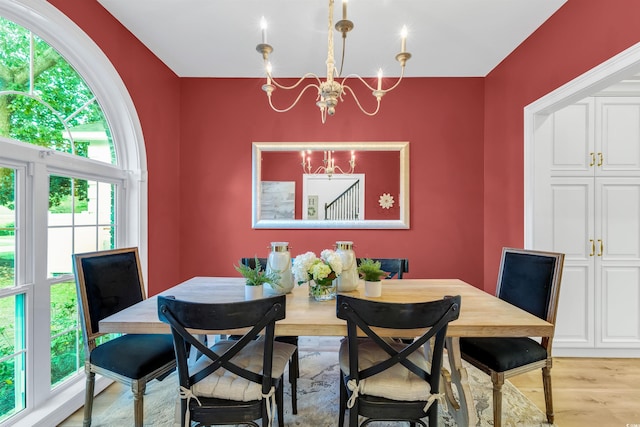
309,279,337,301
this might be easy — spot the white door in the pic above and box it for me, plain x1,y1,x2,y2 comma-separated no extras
534,97,640,356
596,178,640,348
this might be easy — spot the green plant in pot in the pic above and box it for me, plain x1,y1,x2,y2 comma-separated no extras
235,257,280,299
357,258,388,297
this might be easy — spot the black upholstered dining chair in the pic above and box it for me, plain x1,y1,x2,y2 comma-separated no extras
240,256,299,414
356,257,409,279
73,247,176,427
459,247,564,426
157,294,296,427
336,294,461,427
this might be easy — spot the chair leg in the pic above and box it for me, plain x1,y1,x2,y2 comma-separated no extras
131,380,146,427
491,372,505,427
427,401,438,427
83,371,95,427
348,393,359,427
277,382,285,427
542,364,555,424
290,348,299,414
339,377,346,427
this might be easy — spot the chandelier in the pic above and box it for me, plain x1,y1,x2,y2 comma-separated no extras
302,150,355,178
256,0,411,124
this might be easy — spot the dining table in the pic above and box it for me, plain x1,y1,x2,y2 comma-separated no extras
99,276,553,427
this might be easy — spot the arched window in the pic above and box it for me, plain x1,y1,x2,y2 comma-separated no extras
0,2,147,425
0,15,114,162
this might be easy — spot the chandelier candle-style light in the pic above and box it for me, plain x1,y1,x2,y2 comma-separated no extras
256,0,411,123
302,150,355,178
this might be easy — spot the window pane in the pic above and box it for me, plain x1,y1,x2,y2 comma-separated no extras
50,281,82,387
0,168,15,290
96,181,115,225
73,226,97,254
48,176,115,276
75,179,95,226
0,17,115,164
0,294,26,422
98,226,115,251
48,176,73,225
48,227,72,277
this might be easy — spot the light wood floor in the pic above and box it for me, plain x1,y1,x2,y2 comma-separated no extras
59,338,640,426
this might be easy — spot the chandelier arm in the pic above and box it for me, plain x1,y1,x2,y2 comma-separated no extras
342,84,381,116
338,36,347,78
379,66,407,93
340,74,377,92
267,83,321,113
341,66,406,93
312,165,329,174
332,165,354,174
268,73,322,91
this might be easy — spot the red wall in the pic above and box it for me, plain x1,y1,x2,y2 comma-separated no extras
179,78,486,287
50,1,640,295
48,0,183,294
483,0,640,293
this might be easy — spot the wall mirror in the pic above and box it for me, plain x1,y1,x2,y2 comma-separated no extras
252,141,409,229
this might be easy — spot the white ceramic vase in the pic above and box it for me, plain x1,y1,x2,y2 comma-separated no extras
245,284,263,300
336,241,358,291
364,280,382,297
266,242,295,294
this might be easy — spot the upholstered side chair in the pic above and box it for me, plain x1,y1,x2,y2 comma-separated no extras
73,247,176,427
459,247,565,426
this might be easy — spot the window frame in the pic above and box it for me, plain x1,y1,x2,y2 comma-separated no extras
0,1,148,425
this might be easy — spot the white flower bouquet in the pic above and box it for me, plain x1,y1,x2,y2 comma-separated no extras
293,250,343,299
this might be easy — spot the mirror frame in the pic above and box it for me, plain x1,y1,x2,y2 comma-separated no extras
252,141,410,229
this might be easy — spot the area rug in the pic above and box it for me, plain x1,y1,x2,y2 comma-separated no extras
91,350,553,426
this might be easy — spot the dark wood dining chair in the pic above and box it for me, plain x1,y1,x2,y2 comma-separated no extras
459,247,565,426
356,257,409,279
157,294,296,427
336,294,461,427
240,256,299,414
73,247,176,427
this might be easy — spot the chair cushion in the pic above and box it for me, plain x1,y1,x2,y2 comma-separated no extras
191,339,296,402
339,339,434,402
90,334,175,379
459,337,548,372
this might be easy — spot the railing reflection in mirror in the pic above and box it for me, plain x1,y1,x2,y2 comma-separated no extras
325,180,360,220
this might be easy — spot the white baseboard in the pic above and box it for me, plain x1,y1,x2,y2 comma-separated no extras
554,348,640,358
5,376,112,427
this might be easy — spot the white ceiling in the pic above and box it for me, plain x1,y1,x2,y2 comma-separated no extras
97,0,567,78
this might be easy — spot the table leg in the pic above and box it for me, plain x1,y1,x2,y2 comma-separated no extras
441,337,477,427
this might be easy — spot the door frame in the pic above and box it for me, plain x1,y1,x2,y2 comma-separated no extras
525,41,640,246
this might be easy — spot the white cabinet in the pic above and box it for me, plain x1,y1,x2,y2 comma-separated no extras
534,97,640,356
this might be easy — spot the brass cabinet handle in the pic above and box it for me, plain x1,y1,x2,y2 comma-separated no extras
589,239,595,256
589,152,596,167
598,152,603,167
598,239,603,256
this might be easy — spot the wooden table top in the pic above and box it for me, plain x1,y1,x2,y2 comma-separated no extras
99,277,553,338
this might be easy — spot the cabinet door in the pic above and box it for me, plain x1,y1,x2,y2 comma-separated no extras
596,98,640,176
546,178,595,348
549,99,594,177
595,179,640,347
